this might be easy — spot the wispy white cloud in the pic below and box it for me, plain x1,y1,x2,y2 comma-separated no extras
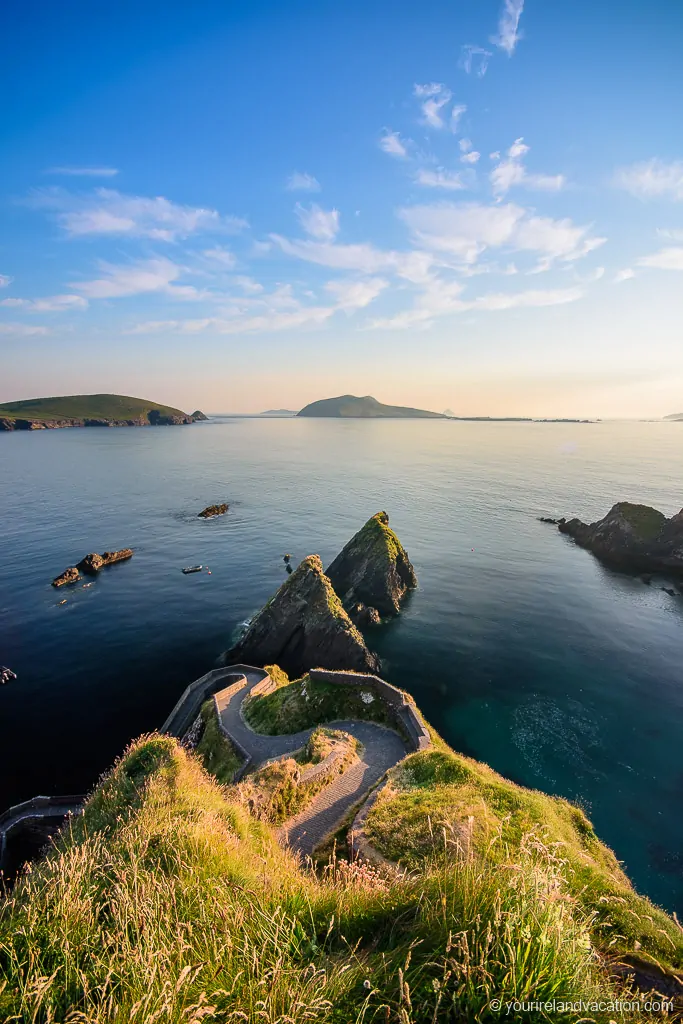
473,286,582,310
637,247,683,270
0,294,88,312
614,159,683,201
74,257,203,300
29,187,248,241
379,130,409,159
202,247,236,268
450,104,467,133
127,274,387,336
490,139,565,197
46,166,119,177
0,323,50,336
414,83,452,130
325,277,388,310
399,201,605,266
368,284,582,329
492,0,525,55
295,203,340,241
657,228,683,241
0,274,11,288
415,168,467,191
613,268,635,283
285,172,321,192
459,139,481,165
271,234,435,284
459,45,492,77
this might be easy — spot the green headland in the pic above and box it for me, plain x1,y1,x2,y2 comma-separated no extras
0,393,205,429
297,394,446,418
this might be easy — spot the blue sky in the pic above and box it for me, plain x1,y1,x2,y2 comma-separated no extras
1,0,683,416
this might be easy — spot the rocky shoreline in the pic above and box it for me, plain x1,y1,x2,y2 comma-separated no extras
0,411,206,431
555,501,683,575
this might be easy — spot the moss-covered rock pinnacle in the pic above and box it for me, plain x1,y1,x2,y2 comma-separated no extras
224,554,380,676
326,511,417,617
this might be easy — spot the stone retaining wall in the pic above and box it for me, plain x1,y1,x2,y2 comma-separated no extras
160,665,262,738
308,668,431,751
0,795,84,865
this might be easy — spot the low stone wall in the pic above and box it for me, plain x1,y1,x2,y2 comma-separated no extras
299,746,345,785
0,795,84,866
348,781,402,875
308,668,431,752
160,664,264,738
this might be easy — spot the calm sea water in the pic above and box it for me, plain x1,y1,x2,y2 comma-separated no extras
1,419,682,912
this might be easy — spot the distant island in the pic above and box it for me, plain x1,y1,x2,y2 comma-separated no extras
297,395,445,418
258,409,298,417
664,413,683,421
0,394,208,431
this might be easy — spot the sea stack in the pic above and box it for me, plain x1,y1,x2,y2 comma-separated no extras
559,502,683,574
224,554,380,677
326,511,417,619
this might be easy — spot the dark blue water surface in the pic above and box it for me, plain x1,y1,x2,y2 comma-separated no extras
1,418,682,911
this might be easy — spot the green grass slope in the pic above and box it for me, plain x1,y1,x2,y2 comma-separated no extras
297,394,445,418
0,393,191,422
1,733,663,1023
364,744,683,975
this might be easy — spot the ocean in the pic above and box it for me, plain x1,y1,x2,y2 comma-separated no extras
1,417,681,912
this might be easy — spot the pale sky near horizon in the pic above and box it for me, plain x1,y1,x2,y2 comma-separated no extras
1,0,683,418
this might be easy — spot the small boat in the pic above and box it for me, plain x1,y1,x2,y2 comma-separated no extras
182,565,204,574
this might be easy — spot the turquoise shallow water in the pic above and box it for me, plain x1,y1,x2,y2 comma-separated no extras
0,418,682,911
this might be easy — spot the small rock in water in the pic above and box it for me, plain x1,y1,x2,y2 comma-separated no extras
52,566,81,588
0,666,17,685
198,503,229,519
283,553,291,563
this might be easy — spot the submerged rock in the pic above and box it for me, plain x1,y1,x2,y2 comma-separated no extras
559,502,683,574
198,503,229,519
538,516,565,525
52,567,81,587
326,511,417,618
1,666,18,685
223,554,380,677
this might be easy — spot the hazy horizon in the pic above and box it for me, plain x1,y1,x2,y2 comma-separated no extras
2,0,682,418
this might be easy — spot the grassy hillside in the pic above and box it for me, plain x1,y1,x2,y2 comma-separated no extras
0,393,191,422
2,732,664,1023
297,395,445,418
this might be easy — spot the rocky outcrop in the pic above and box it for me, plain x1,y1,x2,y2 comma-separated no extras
559,502,683,574
326,512,417,618
224,555,380,677
77,550,133,574
198,504,229,518
349,602,381,628
52,550,133,586
52,567,81,587
190,410,208,421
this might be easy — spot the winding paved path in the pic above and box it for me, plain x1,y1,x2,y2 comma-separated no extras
214,671,406,858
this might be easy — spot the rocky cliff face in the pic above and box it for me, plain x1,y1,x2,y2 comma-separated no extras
224,554,380,677
559,502,683,573
326,511,417,618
